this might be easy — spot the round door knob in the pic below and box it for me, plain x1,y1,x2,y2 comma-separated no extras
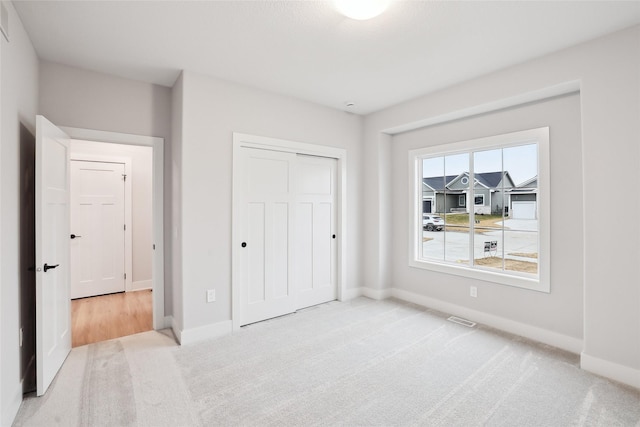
241,242,247,248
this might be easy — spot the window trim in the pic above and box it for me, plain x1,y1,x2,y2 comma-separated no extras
474,194,484,206
458,194,466,206
408,127,550,293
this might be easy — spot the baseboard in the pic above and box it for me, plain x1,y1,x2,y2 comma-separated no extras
178,320,233,346
361,287,393,301
2,380,23,427
341,286,363,300
391,288,583,354
131,280,152,291
581,352,640,390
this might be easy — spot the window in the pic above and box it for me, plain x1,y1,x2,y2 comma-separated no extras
409,127,549,292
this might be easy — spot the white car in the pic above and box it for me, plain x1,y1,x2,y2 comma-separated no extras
423,214,445,231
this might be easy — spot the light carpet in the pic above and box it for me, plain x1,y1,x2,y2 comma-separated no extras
13,297,640,426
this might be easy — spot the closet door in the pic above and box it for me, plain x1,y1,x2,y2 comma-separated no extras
237,148,338,326
293,155,337,309
238,147,297,325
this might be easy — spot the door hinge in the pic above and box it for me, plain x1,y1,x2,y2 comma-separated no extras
124,273,127,280
122,174,127,181
124,224,126,231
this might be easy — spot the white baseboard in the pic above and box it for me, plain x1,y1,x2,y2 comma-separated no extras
2,380,23,427
131,280,152,291
341,286,363,300
177,320,233,346
361,287,393,301
391,288,583,354
581,352,640,390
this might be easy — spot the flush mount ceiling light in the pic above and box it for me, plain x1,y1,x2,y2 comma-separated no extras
334,0,391,20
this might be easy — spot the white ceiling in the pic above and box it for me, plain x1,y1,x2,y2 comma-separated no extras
13,1,640,115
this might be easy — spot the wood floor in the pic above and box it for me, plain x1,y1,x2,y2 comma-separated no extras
71,290,153,347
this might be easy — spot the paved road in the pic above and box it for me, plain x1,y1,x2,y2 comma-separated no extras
422,219,538,264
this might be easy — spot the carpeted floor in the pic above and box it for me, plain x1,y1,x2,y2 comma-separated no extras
14,297,640,426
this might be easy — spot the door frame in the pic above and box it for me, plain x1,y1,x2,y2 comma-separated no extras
70,156,133,293
61,126,165,330
231,133,347,331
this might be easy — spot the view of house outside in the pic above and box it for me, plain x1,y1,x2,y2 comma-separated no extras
421,144,538,275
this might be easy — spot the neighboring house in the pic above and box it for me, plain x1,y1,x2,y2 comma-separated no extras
509,176,538,219
422,171,516,215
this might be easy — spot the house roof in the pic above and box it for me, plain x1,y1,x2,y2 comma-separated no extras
518,176,538,188
475,172,506,188
423,175,458,192
424,171,514,191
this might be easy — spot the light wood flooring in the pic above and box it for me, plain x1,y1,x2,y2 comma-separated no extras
71,290,153,347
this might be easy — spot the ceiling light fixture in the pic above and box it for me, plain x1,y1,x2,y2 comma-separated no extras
334,0,391,20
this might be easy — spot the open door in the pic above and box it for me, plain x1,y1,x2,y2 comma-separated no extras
35,115,71,396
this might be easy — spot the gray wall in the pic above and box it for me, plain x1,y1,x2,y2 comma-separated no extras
0,2,39,424
175,70,363,331
363,25,640,385
38,61,173,313
393,93,583,337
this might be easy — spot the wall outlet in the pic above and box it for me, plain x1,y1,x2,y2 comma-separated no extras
470,286,477,298
206,289,216,303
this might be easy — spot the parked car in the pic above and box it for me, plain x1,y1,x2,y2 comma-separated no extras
423,214,445,231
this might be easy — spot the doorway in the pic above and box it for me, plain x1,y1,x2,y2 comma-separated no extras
61,126,165,332
68,141,154,346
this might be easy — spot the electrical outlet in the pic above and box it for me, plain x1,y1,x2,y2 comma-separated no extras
206,289,216,303
470,286,477,298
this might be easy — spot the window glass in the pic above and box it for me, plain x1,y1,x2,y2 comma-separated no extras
411,128,546,290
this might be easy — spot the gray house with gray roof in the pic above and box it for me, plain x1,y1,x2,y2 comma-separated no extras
422,171,516,215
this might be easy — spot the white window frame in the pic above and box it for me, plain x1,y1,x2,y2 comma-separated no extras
458,194,466,206
408,127,550,293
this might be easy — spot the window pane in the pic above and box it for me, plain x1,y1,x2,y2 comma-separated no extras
503,230,538,275
504,144,538,221
444,153,469,265
474,148,503,216
422,156,445,261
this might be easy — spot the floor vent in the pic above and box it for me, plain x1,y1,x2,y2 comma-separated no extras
447,316,476,328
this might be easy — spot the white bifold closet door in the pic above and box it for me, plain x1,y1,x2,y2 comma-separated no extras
238,147,337,326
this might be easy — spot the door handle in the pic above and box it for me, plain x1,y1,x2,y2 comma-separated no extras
70,234,82,239
43,263,59,272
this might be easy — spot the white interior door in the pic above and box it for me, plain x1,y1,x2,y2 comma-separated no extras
35,115,71,396
238,148,338,326
294,155,337,309
70,161,126,299
239,148,297,325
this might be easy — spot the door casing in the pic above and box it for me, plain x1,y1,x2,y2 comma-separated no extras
231,133,347,331
61,127,165,330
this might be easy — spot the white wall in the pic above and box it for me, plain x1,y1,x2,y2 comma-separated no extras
363,25,640,388
176,71,363,333
69,140,153,288
38,61,173,312
0,2,39,424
